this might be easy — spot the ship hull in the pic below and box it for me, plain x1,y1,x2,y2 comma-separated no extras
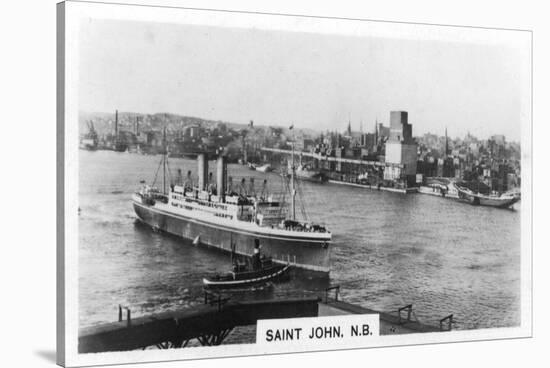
296,173,327,183
418,185,459,199
133,201,331,273
478,196,520,208
456,187,520,208
458,196,519,208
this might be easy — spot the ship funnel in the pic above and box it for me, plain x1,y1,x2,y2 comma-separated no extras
240,178,246,196
197,153,208,191
176,169,183,186
185,170,193,189
228,176,233,192
248,177,255,196
216,155,227,202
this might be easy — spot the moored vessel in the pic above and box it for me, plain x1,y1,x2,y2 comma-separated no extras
255,163,272,173
455,183,520,208
293,164,327,183
418,177,460,199
79,120,98,150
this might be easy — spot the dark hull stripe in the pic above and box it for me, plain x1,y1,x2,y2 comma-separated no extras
133,202,331,273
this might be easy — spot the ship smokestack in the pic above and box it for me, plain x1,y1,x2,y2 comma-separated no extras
176,168,182,186
240,178,246,196
197,153,208,191
185,170,193,189
248,177,255,196
216,155,227,202
228,176,233,193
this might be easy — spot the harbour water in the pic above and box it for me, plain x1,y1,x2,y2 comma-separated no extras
79,150,521,333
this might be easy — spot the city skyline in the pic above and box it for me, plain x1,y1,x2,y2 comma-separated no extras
79,109,520,144
79,19,529,142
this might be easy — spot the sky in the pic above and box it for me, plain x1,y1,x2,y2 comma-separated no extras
78,19,529,141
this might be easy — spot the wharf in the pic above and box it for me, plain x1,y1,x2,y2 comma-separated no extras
327,180,419,194
318,286,447,335
79,296,319,353
260,147,400,168
417,185,459,199
319,301,439,334
78,287,450,353
260,146,417,194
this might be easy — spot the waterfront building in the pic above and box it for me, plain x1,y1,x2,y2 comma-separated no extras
360,133,377,153
384,111,418,185
377,123,390,144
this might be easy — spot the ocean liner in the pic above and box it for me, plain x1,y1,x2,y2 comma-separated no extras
132,135,332,273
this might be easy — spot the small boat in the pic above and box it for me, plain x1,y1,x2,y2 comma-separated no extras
294,164,326,183
203,259,290,289
418,177,460,199
256,164,272,173
247,162,256,170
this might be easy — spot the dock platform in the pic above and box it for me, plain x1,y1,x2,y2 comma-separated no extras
79,286,450,353
319,300,439,334
327,180,419,194
79,296,319,353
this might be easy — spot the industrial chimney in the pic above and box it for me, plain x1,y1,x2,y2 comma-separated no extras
115,110,118,137
135,116,139,136
216,155,227,202
197,153,208,191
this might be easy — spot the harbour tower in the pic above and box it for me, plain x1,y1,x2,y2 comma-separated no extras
383,111,418,186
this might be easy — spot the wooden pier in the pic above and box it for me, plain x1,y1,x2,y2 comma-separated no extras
319,286,450,334
260,147,402,168
79,286,452,353
79,295,319,353
326,179,419,194
259,146,418,192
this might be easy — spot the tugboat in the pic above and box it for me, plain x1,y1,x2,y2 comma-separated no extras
293,163,326,183
255,163,272,173
202,239,290,289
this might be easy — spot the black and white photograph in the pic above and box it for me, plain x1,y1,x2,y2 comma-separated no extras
55,0,533,366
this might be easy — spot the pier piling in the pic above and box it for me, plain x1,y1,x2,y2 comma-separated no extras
439,314,454,331
398,304,413,324
325,285,340,303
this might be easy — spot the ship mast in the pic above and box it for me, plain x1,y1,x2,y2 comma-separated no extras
163,126,167,195
290,125,296,221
